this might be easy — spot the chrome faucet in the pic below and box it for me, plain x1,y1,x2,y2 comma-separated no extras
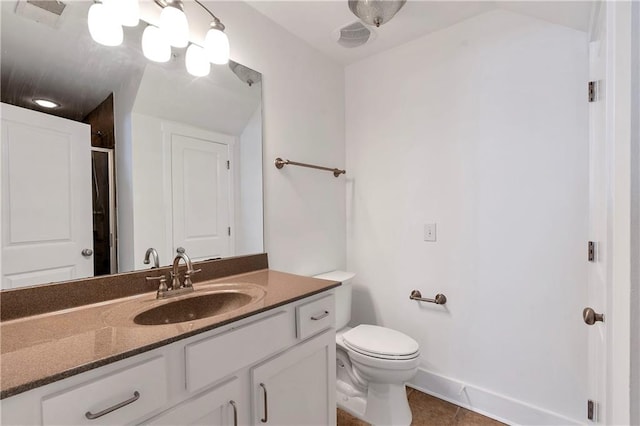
146,250,200,299
143,248,160,269
170,251,201,292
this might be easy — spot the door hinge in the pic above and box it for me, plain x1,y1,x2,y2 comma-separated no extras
227,160,230,170
588,241,597,262
587,399,597,421
588,81,598,102
228,227,231,236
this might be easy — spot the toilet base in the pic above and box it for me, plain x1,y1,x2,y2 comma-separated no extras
364,382,412,426
336,379,412,426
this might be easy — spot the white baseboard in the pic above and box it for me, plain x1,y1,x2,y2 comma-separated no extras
409,368,581,425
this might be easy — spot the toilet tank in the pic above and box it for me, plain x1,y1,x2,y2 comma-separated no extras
313,271,356,330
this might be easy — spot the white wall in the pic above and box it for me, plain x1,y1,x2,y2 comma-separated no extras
346,10,588,424
129,113,168,270
237,105,264,255
201,1,346,275
114,69,144,272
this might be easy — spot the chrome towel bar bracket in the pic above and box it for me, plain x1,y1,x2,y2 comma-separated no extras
410,290,447,305
275,157,346,177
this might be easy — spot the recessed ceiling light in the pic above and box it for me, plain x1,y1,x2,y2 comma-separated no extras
33,99,60,109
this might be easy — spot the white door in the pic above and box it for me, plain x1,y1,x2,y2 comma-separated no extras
251,330,336,426
586,7,607,422
171,132,231,261
1,103,93,289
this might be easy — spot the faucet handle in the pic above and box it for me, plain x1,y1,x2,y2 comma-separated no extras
146,275,168,298
183,269,201,288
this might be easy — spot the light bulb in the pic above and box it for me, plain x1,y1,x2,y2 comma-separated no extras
33,99,60,109
103,0,140,27
87,3,123,47
159,4,189,48
185,44,210,77
204,27,229,65
142,25,171,62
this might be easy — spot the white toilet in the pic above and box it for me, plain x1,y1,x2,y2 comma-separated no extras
314,271,420,426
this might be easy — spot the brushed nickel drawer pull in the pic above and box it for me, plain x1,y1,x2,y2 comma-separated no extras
259,383,268,423
311,311,329,321
85,391,140,420
230,400,238,426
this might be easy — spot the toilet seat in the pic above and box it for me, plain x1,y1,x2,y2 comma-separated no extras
342,325,420,361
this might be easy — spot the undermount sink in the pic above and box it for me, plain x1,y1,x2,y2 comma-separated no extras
133,291,255,326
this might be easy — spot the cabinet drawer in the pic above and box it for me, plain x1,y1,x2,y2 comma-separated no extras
185,310,293,393
42,356,167,425
296,294,335,340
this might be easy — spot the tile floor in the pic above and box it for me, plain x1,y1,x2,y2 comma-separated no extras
337,388,506,426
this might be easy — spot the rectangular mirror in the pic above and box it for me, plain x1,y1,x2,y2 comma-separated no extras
0,0,264,289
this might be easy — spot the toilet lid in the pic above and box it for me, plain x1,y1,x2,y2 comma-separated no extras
342,325,419,358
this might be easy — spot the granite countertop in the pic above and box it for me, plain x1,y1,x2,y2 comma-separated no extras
0,269,340,399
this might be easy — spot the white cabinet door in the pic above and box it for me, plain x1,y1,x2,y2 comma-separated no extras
143,377,242,426
1,102,92,289
251,330,336,426
170,132,231,261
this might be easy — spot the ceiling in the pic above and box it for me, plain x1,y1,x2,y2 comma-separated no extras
247,1,595,65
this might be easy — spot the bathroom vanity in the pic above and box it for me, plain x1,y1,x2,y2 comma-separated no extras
0,255,339,425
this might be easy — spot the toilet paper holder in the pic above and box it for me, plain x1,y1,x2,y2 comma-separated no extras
410,290,447,305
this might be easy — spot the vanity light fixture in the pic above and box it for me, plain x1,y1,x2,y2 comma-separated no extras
87,0,231,77
87,1,123,47
348,0,406,27
104,0,140,27
204,17,230,65
156,0,189,48
185,44,211,77
142,25,171,63
33,99,60,109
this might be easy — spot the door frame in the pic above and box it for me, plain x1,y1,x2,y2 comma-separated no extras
630,3,640,424
589,1,634,424
160,120,236,261
91,147,117,274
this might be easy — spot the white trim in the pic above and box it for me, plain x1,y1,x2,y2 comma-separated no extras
90,147,117,274
630,3,640,424
409,368,581,426
606,2,633,424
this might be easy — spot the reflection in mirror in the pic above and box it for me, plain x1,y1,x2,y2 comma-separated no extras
0,0,263,290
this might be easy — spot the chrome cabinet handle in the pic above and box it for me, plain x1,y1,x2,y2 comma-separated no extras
583,307,604,325
81,248,94,257
259,383,268,423
85,391,140,420
229,400,238,426
311,311,329,321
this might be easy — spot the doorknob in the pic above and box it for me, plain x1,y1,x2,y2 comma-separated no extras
81,248,93,257
176,247,185,254
583,307,604,325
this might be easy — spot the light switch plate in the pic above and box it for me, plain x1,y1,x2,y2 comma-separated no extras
424,223,436,242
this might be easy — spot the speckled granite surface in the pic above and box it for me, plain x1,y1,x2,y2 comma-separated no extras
0,261,340,399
